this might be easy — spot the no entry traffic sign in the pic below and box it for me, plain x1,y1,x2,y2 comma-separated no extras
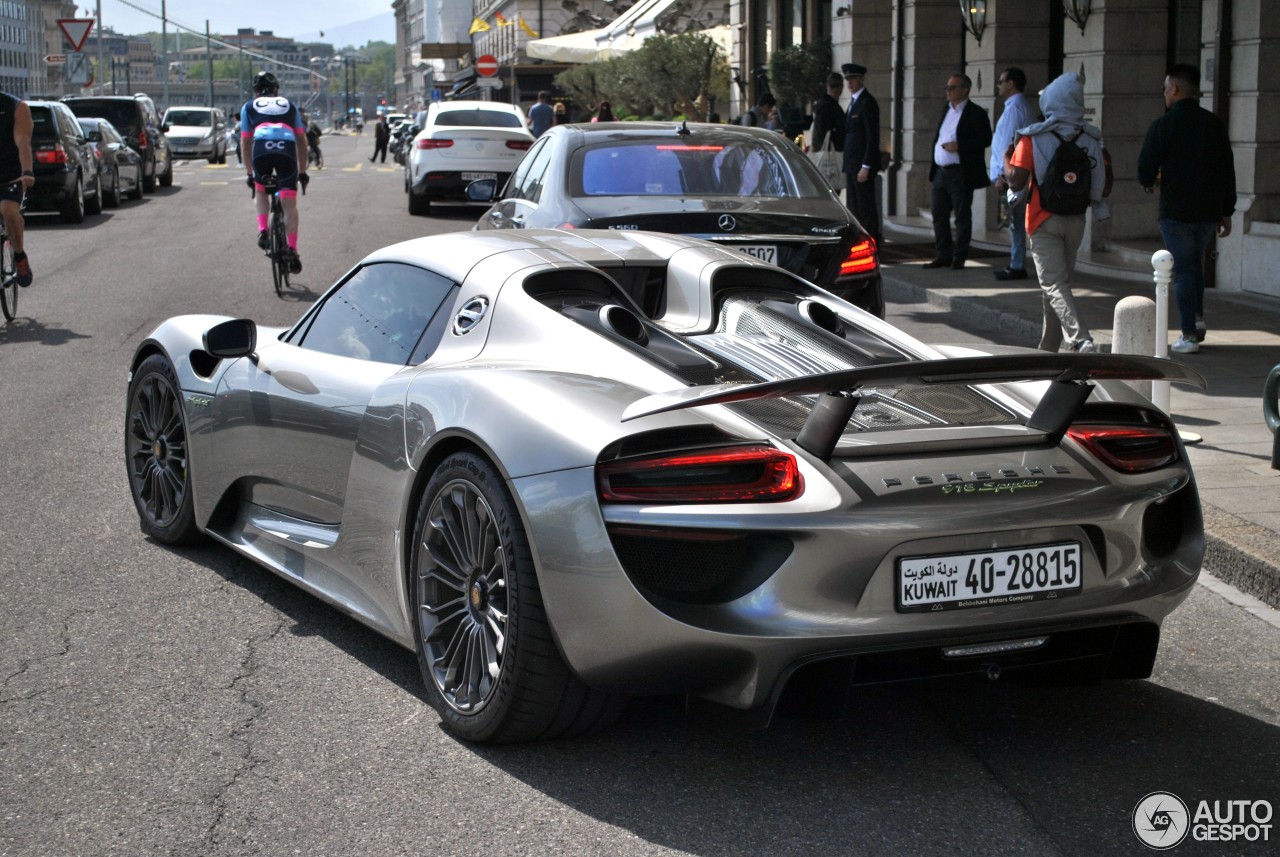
476,54,499,77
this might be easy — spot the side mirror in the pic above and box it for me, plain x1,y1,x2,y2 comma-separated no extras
466,178,497,202
161,123,170,132
203,318,257,358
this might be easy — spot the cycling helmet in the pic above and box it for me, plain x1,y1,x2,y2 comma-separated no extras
252,71,279,96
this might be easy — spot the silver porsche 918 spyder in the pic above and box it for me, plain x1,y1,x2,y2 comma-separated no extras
125,229,1206,744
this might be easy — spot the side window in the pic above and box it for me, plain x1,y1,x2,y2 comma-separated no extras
516,140,556,203
297,263,457,364
504,136,548,201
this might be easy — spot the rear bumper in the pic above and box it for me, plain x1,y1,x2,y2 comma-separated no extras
411,170,512,200
26,170,78,210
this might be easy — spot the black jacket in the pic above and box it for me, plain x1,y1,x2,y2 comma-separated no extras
842,90,881,174
928,100,992,190
810,93,844,153
1136,99,1236,222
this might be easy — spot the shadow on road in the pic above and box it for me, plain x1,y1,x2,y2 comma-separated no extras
0,315,92,345
159,538,1278,856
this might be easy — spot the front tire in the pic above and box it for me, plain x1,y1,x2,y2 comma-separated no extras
411,452,623,743
60,174,86,223
125,354,201,545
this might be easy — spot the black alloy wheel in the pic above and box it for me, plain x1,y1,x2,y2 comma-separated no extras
411,452,624,743
125,354,201,544
60,174,85,224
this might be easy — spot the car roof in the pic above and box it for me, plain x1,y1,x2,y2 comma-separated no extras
435,100,522,114
552,121,796,144
360,228,767,285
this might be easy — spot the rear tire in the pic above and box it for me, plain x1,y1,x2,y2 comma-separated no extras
1,236,17,322
85,171,103,215
270,209,287,296
125,354,202,545
408,189,431,216
142,157,157,192
60,174,86,224
159,159,173,188
411,452,625,743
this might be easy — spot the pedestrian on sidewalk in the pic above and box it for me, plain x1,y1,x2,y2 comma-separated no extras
529,92,554,137
841,62,882,245
371,115,390,163
1003,72,1108,353
926,73,991,270
1137,63,1237,355
989,67,1035,281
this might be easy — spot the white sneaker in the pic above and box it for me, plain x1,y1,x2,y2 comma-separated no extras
1170,336,1200,354
1075,339,1096,353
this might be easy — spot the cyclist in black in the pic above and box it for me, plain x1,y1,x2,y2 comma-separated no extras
241,72,308,274
303,111,323,169
0,91,34,287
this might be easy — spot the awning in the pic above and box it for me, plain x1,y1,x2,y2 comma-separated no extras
528,0,719,63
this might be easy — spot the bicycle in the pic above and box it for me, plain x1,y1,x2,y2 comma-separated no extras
1,180,24,322
251,173,307,297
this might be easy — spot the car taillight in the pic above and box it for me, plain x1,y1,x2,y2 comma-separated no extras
35,143,68,165
1066,425,1178,473
137,129,148,150
506,140,533,150
416,138,453,149
597,443,803,504
839,238,878,277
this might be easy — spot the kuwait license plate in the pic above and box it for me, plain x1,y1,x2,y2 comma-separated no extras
896,542,1082,612
736,244,777,264
462,172,496,181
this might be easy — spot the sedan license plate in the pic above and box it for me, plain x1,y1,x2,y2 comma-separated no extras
896,542,1082,612
462,172,496,181
735,244,777,264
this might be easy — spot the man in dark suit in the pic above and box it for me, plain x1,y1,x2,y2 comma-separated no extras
926,73,992,269
810,72,844,152
841,62,881,243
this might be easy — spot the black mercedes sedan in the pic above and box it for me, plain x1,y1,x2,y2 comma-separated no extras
469,122,883,316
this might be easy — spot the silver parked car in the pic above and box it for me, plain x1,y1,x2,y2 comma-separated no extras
125,229,1206,744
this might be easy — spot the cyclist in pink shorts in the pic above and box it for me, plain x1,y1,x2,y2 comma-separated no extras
241,72,309,273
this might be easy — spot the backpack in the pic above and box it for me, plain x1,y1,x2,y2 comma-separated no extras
1038,131,1095,215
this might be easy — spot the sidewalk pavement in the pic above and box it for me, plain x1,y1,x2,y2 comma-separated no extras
877,224,1280,609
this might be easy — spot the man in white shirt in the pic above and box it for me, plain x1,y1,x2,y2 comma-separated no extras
989,68,1035,280
925,73,992,269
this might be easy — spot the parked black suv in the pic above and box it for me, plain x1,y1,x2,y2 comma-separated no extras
26,100,103,223
62,94,173,192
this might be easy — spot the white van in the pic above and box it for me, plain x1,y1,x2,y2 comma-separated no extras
163,106,227,163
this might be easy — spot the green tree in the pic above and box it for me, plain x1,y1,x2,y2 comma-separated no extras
768,40,832,110
555,32,728,121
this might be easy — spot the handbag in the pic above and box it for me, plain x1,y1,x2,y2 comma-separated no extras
809,139,846,192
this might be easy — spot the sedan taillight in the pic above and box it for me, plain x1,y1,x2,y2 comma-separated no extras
1066,425,1178,473
416,138,453,150
35,143,68,165
597,443,804,504
506,140,533,150
839,238,878,277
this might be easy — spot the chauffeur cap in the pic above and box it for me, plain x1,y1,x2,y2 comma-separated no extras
841,63,867,78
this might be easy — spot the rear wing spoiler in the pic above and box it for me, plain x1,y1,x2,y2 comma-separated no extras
621,353,1206,459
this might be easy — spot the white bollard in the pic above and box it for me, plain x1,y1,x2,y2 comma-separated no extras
1112,295,1156,401
1151,250,1174,412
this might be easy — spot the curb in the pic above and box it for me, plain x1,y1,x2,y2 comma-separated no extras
882,275,1280,610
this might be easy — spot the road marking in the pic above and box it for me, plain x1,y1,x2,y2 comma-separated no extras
199,181,229,186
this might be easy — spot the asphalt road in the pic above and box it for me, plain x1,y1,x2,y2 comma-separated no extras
2,133,1278,857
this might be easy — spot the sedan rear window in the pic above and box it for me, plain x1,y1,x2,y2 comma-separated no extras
574,140,826,199
433,109,523,128
29,107,59,141
64,101,140,135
